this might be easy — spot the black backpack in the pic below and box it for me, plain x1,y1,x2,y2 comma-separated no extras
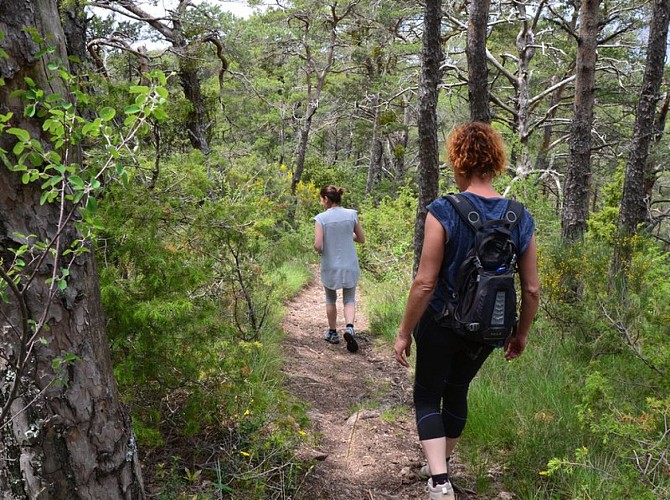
436,193,524,345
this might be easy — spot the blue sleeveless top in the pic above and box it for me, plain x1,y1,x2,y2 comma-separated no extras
427,192,535,314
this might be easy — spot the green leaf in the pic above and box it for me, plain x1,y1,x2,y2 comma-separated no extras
24,104,36,118
23,77,36,88
129,85,150,95
152,108,168,121
6,128,30,142
124,104,141,115
153,70,167,86
27,152,43,167
106,146,120,159
23,27,42,44
69,175,84,190
21,173,30,184
12,142,25,155
81,122,97,136
41,175,62,189
86,197,97,213
45,151,61,164
99,107,116,121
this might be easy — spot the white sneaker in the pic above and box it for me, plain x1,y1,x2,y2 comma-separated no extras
323,329,340,344
426,478,455,500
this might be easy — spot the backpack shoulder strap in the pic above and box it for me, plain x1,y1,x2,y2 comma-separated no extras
504,199,524,229
445,193,482,231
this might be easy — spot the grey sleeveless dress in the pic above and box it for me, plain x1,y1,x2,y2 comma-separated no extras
314,207,360,289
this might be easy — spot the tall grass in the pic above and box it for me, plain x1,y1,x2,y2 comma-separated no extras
462,321,585,496
362,277,409,341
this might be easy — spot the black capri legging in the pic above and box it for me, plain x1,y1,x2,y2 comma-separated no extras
413,310,494,440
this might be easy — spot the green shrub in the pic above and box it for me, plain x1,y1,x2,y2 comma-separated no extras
96,152,314,498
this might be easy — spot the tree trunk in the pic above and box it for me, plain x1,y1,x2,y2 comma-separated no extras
366,94,383,195
58,0,89,75
414,0,443,275
179,65,211,154
644,91,670,198
291,101,316,195
513,1,537,176
618,0,670,237
466,0,491,123
0,2,145,498
289,6,342,197
392,95,410,183
561,0,599,242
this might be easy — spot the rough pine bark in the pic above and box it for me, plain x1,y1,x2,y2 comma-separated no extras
466,0,491,123
391,95,410,183
58,0,89,75
414,0,443,275
561,0,599,242
179,65,211,154
618,0,670,237
0,1,144,498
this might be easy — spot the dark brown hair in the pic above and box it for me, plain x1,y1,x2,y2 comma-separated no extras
320,185,344,204
446,122,507,179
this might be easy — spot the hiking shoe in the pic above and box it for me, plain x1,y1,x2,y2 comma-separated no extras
426,478,455,500
324,330,340,344
344,326,358,353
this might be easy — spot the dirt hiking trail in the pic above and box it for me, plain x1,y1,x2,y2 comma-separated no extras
281,270,494,499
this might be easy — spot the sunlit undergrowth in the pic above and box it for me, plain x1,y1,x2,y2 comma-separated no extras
97,153,315,497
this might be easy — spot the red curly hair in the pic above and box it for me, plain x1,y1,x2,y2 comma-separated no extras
446,122,507,179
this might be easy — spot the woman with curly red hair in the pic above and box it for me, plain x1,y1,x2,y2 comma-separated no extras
394,122,540,499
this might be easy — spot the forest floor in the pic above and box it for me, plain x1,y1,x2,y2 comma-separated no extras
282,269,512,499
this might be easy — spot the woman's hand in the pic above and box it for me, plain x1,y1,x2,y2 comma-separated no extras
504,334,527,361
394,333,412,367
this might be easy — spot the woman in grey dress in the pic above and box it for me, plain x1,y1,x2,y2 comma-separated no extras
314,185,366,353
